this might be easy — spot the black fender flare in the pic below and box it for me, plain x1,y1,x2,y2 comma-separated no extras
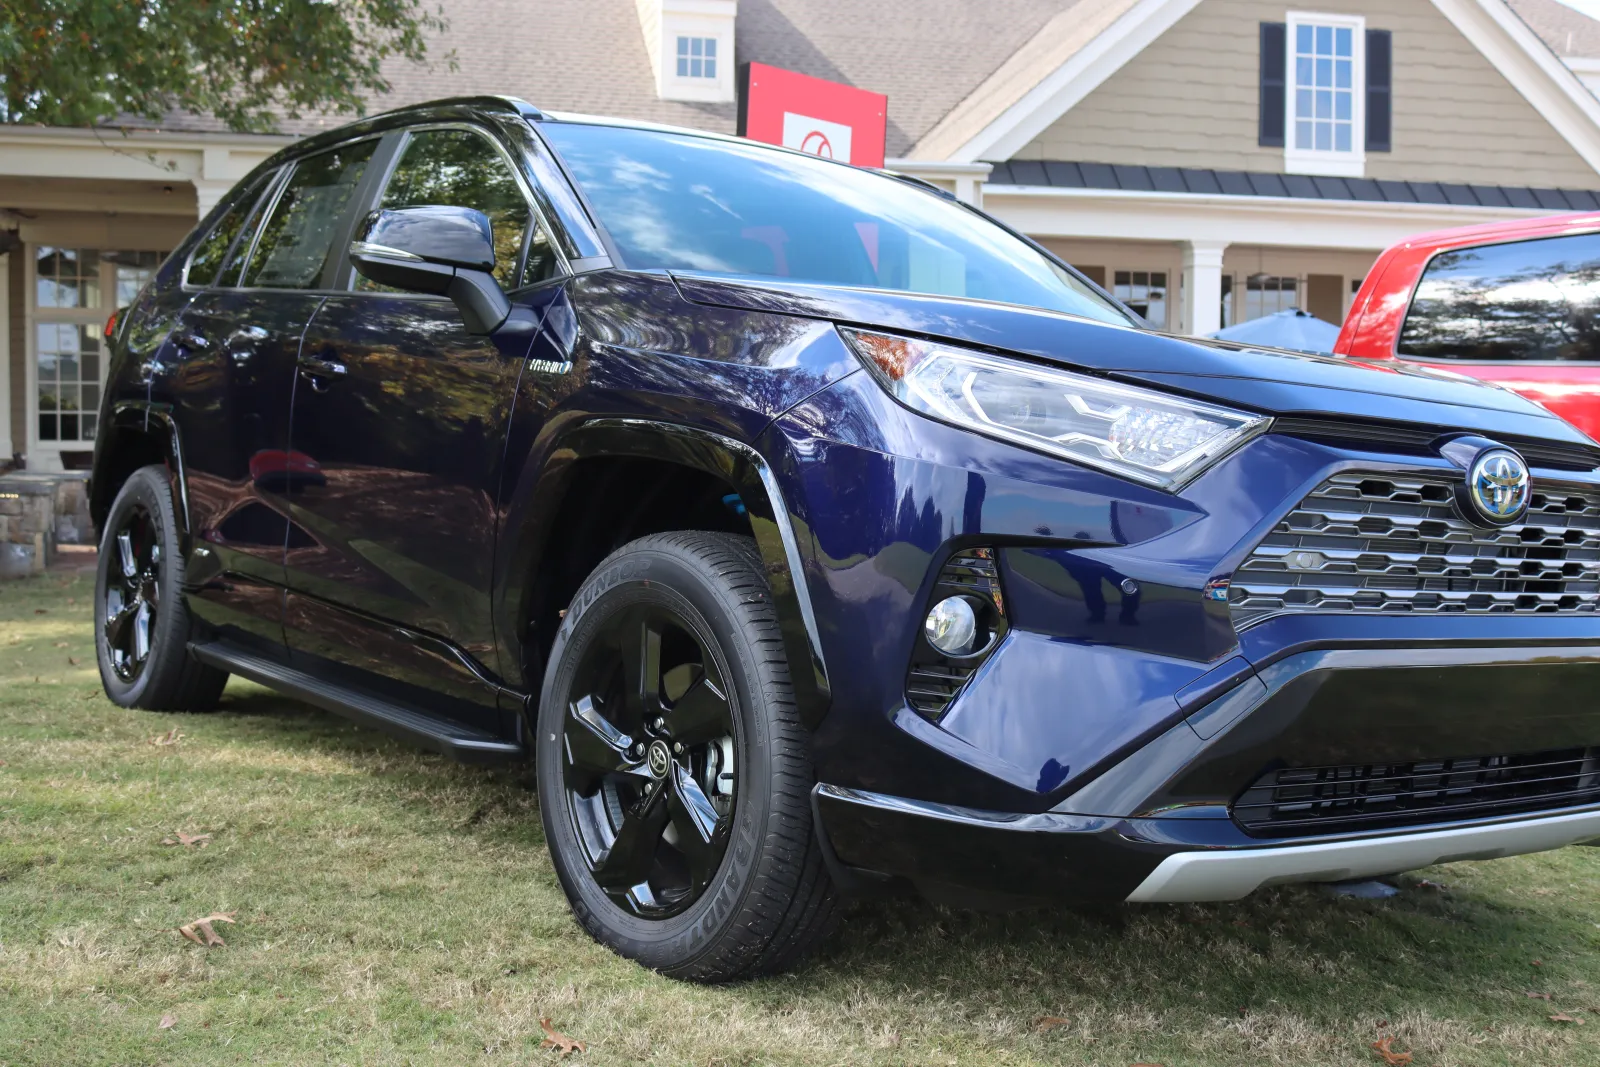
97,400,193,549
496,416,832,728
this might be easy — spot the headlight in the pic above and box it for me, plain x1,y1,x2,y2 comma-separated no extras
841,328,1270,489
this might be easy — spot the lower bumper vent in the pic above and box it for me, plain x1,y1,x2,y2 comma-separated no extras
1233,747,1600,837
905,548,1007,718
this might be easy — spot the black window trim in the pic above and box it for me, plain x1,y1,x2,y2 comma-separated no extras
336,119,573,296
1394,225,1600,365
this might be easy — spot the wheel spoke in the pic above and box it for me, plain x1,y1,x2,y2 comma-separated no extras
664,670,731,745
104,598,137,654
132,601,152,663
116,531,137,579
591,782,669,889
616,610,664,730
667,763,725,892
564,696,647,785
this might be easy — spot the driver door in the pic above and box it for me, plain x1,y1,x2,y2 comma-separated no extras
281,123,568,733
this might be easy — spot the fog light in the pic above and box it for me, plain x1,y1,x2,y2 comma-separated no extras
924,596,979,656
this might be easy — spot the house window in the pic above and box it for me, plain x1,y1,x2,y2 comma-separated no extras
1285,13,1364,176
675,36,717,79
1244,274,1299,320
30,246,166,453
1114,270,1167,329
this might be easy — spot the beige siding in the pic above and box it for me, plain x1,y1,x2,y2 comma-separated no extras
1014,0,1600,188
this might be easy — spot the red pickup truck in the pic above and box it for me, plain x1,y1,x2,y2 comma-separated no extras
1337,213,1600,440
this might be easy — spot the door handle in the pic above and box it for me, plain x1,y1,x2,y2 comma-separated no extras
298,352,347,393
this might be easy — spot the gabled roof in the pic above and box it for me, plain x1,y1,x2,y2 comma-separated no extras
914,0,1600,169
1508,0,1600,56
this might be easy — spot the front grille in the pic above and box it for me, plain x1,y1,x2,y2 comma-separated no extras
1229,471,1600,624
1234,748,1600,836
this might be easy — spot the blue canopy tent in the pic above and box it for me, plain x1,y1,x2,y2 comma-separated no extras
1210,308,1342,354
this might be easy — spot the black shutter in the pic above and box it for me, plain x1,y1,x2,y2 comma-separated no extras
1259,22,1286,147
1366,29,1392,152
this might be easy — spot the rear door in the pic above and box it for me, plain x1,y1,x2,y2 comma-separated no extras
166,137,385,650
1395,232,1600,440
281,122,570,732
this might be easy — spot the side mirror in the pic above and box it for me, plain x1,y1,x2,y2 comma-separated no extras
349,206,511,335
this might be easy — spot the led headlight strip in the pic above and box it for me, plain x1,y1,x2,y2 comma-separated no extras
842,328,1270,489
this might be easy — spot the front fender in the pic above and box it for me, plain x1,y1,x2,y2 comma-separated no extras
493,415,831,726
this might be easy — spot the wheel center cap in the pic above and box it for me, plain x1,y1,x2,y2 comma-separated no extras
646,740,671,779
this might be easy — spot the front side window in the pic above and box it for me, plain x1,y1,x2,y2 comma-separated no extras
676,36,717,79
1398,233,1600,362
540,123,1131,326
186,170,277,287
244,139,377,289
371,127,553,289
1286,13,1364,175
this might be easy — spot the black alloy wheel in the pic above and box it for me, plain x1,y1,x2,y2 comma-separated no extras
538,531,838,982
562,604,739,918
103,505,161,682
94,465,229,711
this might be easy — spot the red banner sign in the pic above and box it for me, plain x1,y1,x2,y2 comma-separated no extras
737,62,888,169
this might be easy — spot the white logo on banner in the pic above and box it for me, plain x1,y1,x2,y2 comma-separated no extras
781,112,853,161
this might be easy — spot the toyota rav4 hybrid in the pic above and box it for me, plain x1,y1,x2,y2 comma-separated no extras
91,96,1600,982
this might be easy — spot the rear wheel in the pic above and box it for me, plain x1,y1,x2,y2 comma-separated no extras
537,531,837,981
94,465,228,711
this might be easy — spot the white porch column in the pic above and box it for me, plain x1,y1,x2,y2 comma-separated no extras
1180,239,1228,337
192,147,238,219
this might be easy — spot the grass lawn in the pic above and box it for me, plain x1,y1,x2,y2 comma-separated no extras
4,563,1600,1066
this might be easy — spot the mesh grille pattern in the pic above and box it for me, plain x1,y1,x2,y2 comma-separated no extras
1234,748,1600,836
1230,472,1600,623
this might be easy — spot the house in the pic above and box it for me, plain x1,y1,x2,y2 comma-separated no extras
4,0,1600,473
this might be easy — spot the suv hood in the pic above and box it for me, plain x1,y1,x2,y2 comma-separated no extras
674,273,1597,452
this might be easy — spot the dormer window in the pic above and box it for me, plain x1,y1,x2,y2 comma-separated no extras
1283,11,1366,176
635,0,736,103
676,36,717,80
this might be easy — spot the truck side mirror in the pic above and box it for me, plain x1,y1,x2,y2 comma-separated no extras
348,206,511,335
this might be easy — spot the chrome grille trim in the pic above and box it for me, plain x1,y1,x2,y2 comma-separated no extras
1230,471,1600,624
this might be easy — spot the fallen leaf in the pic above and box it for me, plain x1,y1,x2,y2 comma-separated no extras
33,608,46,614
158,1014,176,1030
1551,1013,1585,1025
1527,991,1553,1000
1415,879,1447,891
1032,1015,1070,1031
538,1017,585,1057
53,641,67,648
67,657,78,666
1371,1035,1413,1066
177,911,236,948
162,831,211,849
66,597,76,605
1533,959,1544,967
149,729,183,747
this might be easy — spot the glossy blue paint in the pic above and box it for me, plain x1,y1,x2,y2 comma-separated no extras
89,99,1600,908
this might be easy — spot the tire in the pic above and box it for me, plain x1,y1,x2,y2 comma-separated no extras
94,465,228,711
537,531,838,982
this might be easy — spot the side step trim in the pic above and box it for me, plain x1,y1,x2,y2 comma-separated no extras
190,641,524,764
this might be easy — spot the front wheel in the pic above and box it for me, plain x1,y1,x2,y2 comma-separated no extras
537,531,837,981
94,465,228,711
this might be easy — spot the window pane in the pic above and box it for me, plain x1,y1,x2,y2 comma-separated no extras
187,172,275,287
1335,125,1351,152
35,247,101,308
705,39,716,58
542,123,1131,324
705,57,716,78
1335,58,1351,89
1335,27,1352,56
245,139,378,289
1316,24,1332,52
1297,24,1313,50
35,324,104,441
1399,233,1600,361
677,56,689,77
372,128,535,291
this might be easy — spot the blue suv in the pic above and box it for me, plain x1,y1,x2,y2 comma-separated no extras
91,96,1600,981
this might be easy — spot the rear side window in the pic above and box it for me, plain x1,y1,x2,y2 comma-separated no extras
244,139,378,289
185,170,277,287
1398,232,1600,361
371,127,552,289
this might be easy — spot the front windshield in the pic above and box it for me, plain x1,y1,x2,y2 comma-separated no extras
540,122,1133,326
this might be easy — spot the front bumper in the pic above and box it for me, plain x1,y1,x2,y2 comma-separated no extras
815,783,1600,903
815,637,1600,904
